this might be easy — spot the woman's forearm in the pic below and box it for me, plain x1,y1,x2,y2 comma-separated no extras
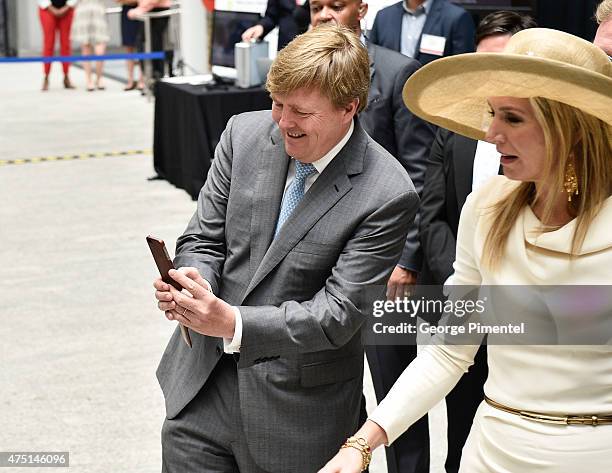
354,420,388,450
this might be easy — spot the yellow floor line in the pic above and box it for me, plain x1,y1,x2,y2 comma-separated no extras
0,150,152,166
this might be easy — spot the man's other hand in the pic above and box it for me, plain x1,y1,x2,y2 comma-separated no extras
386,265,417,300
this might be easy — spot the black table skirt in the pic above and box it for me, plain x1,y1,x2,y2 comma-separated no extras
153,81,272,199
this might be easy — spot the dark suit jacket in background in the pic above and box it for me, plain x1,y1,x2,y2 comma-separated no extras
360,41,436,271
258,0,307,50
156,111,418,472
419,128,476,285
418,128,488,473
369,0,475,65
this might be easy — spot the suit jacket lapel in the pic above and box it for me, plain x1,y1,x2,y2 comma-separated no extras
417,0,443,55
453,134,477,211
242,121,366,302
367,42,376,82
248,128,290,281
392,3,403,52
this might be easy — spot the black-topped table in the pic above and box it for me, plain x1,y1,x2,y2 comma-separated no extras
153,81,272,199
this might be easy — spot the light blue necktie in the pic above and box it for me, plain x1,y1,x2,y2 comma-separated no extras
274,161,317,237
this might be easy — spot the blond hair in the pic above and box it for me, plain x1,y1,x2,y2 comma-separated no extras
482,98,612,268
596,0,612,23
266,24,370,113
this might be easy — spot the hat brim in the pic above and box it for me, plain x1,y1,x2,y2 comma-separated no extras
402,53,612,141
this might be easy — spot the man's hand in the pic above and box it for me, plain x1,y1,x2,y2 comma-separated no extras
386,265,417,300
154,268,235,339
241,24,264,42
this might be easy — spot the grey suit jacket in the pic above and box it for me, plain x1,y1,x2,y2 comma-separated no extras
361,42,436,271
156,111,418,472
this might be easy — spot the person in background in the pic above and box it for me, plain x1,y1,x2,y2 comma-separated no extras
241,0,309,50
71,0,110,91
418,11,537,473
594,0,612,56
38,0,77,91
310,2,434,472
153,24,418,473
369,0,474,65
128,0,171,81
116,0,144,91
319,27,612,473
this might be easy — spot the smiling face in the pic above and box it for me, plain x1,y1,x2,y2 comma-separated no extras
271,87,357,163
310,0,367,32
484,97,547,183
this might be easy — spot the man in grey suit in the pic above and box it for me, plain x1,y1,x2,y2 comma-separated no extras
153,24,419,473
310,3,435,473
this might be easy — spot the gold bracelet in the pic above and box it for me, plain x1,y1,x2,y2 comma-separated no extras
340,436,372,471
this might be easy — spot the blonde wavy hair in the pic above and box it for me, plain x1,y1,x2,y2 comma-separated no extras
482,98,612,269
266,24,370,113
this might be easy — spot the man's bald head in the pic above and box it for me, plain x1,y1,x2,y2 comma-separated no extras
310,0,368,34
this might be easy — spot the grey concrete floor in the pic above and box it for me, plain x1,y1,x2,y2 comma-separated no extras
0,62,446,473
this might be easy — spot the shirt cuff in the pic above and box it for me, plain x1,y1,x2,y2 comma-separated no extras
223,306,242,353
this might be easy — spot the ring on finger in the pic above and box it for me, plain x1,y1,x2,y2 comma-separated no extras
181,307,188,317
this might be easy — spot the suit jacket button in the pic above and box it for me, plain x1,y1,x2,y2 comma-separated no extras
216,346,222,356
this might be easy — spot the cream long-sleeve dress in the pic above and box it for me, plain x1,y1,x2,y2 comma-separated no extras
370,176,612,472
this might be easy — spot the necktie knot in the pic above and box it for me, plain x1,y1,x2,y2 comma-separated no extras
274,161,317,237
294,161,317,181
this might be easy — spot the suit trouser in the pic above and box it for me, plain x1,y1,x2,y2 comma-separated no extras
366,345,429,473
161,355,270,473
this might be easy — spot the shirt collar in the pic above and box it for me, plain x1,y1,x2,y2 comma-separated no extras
309,120,354,174
403,0,432,15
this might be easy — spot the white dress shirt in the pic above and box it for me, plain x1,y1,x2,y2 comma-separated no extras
400,0,432,57
471,140,501,192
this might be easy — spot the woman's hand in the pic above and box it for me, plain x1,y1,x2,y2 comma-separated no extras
318,421,389,473
318,447,363,473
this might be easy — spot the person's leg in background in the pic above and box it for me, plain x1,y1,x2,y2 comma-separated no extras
150,15,169,80
58,7,75,89
124,46,136,89
94,42,106,90
39,7,57,91
81,43,94,90
444,345,488,473
366,345,430,473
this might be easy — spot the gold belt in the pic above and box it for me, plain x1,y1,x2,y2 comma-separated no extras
484,396,612,426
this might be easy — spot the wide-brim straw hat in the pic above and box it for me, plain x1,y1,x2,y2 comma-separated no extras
402,28,612,140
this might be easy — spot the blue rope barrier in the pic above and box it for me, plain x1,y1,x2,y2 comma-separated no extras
0,52,165,64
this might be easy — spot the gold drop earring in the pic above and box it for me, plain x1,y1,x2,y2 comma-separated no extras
563,162,579,202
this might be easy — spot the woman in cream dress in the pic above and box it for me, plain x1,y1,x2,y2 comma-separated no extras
320,28,612,473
